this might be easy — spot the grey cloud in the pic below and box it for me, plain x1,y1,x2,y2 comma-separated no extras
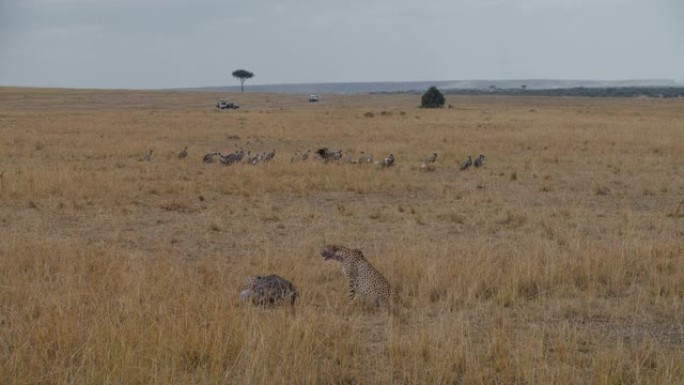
0,0,682,88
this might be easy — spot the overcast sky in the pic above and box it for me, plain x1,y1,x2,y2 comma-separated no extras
1,0,682,89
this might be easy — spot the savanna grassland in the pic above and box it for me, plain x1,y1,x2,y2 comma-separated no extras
1,87,683,385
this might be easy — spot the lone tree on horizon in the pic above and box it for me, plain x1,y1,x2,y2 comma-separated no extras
232,69,254,93
421,86,445,108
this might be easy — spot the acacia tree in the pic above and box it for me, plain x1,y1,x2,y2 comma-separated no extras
421,86,445,108
232,69,254,93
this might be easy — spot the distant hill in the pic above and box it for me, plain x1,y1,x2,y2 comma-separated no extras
444,86,684,98
186,79,678,94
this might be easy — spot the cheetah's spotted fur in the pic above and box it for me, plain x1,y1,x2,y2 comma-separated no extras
321,244,392,308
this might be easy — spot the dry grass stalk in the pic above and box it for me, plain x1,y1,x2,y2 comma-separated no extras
1,87,683,384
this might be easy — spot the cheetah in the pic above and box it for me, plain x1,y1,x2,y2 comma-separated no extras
239,274,298,307
321,244,392,308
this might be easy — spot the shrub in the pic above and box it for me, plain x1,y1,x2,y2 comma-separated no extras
421,86,445,108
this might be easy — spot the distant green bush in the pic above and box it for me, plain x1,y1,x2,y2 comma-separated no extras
421,86,445,108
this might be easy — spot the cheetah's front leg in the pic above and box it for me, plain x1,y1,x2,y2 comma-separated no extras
347,278,357,300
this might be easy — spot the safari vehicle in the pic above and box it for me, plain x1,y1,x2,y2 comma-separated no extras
216,100,239,109
308,94,320,102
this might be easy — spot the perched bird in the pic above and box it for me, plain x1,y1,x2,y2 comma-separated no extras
203,152,218,163
219,149,247,166
218,152,237,165
315,147,345,163
382,153,395,168
239,274,298,307
248,152,264,165
331,150,343,162
177,146,188,159
358,151,374,164
459,155,472,171
424,153,438,164
474,154,486,168
263,149,276,162
291,149,310,163
235,149,248,163
420,153,437,171
315,147,335,161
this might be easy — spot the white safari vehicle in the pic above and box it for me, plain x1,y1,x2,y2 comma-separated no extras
216,100,239,109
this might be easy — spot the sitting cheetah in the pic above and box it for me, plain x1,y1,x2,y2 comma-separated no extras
239,274,298,307
321,244,392,308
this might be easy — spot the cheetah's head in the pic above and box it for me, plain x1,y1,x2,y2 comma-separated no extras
322,244,365,262
321,244,342,261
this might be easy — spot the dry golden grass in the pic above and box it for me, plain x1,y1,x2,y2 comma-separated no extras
1,87,683,384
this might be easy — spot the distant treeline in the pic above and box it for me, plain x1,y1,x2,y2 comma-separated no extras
438,87,684,98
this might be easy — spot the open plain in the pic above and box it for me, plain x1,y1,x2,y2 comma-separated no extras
1,87,683,384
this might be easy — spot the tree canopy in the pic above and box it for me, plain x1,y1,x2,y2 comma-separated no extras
232,69,254,92
421,86,445,108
